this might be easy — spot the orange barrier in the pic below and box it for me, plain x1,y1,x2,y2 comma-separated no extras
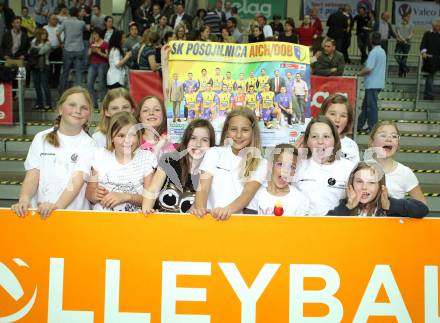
0,209,439,322
128,70,164,104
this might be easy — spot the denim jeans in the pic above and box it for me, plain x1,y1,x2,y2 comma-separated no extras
395,42,411,75
424,72,436,98
32,66,52,107
357,88,381,131
87,63,108,108
59,50,84,93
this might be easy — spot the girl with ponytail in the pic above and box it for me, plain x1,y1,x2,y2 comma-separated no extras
11,87,97,218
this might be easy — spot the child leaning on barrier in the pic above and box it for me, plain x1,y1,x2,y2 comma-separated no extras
11,87,97,218
327,161,428,217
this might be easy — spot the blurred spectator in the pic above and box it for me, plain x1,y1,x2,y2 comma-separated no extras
221,26,235,43
214,0,226,24
224,1,232,19
1,16,29,61
21,7,36,39
87,27,109,109
354,6,371,64
152,4,162,25
171,3,192,31
91,5,105,30
270,15,284,38
192,8,207,32
35,0,49,27
57,7,69,24
278,18,297,43
53,0,67,15
163,31,175,44
175,22,187,40
129,0,142,22
420,20,440,100
342,5,353,63
161,0,174,20
135,0,153,33
312,37,345,76
310,7,323,37
150,15,173,42
231,7,242,32
124,22,141,51
44,14,62,88
135,30,160,71
326,7,347,53
248,25,265,43
227,17,242,43
0,1,15,45
195,25,211,41
80,5,91,72
203,6,221,38
298,15,316,46
257,14,273,39
104,16,116,42
58,7,87,93
107,31,132,89
29,28,52,109
395,12,414,77
373,11,395,54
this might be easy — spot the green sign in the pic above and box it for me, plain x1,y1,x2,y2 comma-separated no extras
209,0,287,20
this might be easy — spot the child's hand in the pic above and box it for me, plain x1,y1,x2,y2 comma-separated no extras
211,207,232,221
101,192,128,209
346,184,360,210
190,207,210,219
37,202,58,219
142,208,157,216
380,185,390,210
11,199,32,217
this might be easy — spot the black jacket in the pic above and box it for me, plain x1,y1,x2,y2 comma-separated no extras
420,30,440,74
1,28,30,59
327,10,348,39
327,197,428,218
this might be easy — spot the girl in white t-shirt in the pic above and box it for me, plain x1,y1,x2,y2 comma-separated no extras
367,121,426,203
11,86,97,218
320,93,360,163
86,112,157,212
294,115,355,215
256,144,309,216
193,108,268,220
92,88,136,148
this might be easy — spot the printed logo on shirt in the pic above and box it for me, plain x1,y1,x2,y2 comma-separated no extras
70,153,79,163
40,153,55,156
328,178,336,186
327,177,345,189
216,166,231,172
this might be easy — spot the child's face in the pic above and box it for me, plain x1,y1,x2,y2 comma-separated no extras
187,127,211,160
325,103,349,135
59,93,91,129
369,125,400,159
113,124,138,156
352,168,380,204
272,152,296,189
139,98,163,130
307,122,335,163
227,116,253,154
106,97,133,117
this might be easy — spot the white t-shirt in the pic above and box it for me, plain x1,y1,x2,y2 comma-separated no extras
293,158,355,215
200,146,268,211
341,136,360,163
92,148,157,212
24,128,97,210
256,184,310,216
386,162,418,199
92,131,107,148
107,48,126,86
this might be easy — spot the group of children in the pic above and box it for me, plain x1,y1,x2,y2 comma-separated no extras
11,86,429,219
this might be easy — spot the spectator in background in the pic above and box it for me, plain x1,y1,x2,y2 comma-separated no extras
395,12,414,77
57,7,69,24
326,7,348,54
53,0,67,15
135,0,153,33
58,7,86,93
298,15,316,46
104,16,116,42
151,4,161,25
163,31,175,45
175,22,187,40
204,5,221,39
270,15,284,38
87,27,109,109
227,17,242,43
354,6,371,64
312,37,345,76
44,14,62,88
150,15,173,42
357,32,386,132
196,25,211,42
171,3,192,31
124,22,141,51
192,9,207,32
214,0,226,24
278,18,298,43
136,30,160,71
374,11,395,54
310,6,323,37
1,16,29,61
224,1,232,19
107,31,132,89
0,1,15,34
420,20,440,100
342,4,353,63
221,26,235,43
91,5,105,30
231,7,242,32
257,14,273,39
248,25,265,43
161,0,174,20
35,0,49,28
21,7,36,40
80,5,91,72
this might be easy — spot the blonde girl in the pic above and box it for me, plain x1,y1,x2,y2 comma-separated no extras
92,88,136,147
256,144,310,216
327,161,428,217
367,121,426,204
86,112,157,212
320,93,360,163
193,108,268,220
11,87,97,218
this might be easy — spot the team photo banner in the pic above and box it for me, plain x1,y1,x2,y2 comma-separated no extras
167,41,311,147
0,209,440,322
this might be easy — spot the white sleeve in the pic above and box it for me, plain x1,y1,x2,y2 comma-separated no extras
404,167,419,192
24,133,44,171
76,142,97,176
199,147,220,176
